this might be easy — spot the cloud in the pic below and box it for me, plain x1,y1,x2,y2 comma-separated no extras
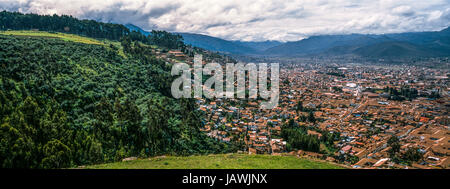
1,0,449,41
392,5,415,17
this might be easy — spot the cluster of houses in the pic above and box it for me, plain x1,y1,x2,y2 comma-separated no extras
278,63,449,169
198,98,287,155
155,47,449,169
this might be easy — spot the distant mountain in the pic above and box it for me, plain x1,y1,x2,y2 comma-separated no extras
126,23,450,58
178,33,284,54
125,24,151,36
124,25,257,54
177,32,258,54
353,41,434,57
263,34,392,56
232,40,283,51
264,27,450,58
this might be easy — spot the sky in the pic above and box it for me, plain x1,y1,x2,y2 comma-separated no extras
1,0,450,41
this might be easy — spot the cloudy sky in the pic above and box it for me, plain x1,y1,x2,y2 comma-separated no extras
1,0,450,41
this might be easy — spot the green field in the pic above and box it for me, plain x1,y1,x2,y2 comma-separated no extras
84,154,345,169
0,30,104,45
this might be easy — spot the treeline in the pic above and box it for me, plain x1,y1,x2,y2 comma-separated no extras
369,86,440,101
0,34,233,168
121,30,184,54
0,11,128,40
326,72,345,78
0,11,185,50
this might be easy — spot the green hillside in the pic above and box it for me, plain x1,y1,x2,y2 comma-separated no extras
0,30,105,45
353,41,438,58
84,154,345,169
0,32,233,168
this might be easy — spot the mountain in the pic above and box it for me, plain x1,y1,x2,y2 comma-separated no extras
125,23,151,36
177,32,258,55
264,27,450,58
353,41,435,57
124,25,269,54
353,28,450,57
176,33,285,54
177,32,284,54
233,40,283,51
263,34,392,56
125,23,449,58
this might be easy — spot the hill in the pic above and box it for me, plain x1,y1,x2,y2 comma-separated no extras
177,32,258,55
353,41,436,58
175,32,284,54
119,16,450,59
0,11,129,40
124,24,283,54
0,30,104,45
0,11,234,169
84,154,345,169
232,40,283,51
264,27,450,58
263,34,390,56
125,24,151,36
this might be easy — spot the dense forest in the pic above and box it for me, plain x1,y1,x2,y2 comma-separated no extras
0,11,129,40
0,11,185,50
0,12,234,168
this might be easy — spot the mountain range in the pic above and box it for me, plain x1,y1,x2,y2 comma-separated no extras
126,24,450,58
264,28,450,58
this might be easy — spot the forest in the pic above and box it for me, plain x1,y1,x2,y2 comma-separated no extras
0,12,234,168
0,11,185,50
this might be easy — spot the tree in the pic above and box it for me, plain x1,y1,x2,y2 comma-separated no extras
296,101,303,113
403,148,422,163
41,139,71,168
308,111,316,123
388,136,400,157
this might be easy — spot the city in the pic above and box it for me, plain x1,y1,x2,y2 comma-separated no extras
177,55,450,169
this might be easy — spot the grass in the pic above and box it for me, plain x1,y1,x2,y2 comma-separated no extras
105,41,127,58
1,30,131,59
0,30,104,45
83,154,345,169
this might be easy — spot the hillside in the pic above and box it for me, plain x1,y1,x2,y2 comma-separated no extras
264,27,450,58
353,41,436,58
125,24,152,36
0,30,104,45
84,154,345,169
119,17,450,59
0,11,129,40
0,29,233,168
175,33,283,54
177,32,258,55
232,40,283,51
123,24,274,54
264,34,386,56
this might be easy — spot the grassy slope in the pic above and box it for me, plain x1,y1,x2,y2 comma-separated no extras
0,30,129,58
84,154,345,169
0,30,104,45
